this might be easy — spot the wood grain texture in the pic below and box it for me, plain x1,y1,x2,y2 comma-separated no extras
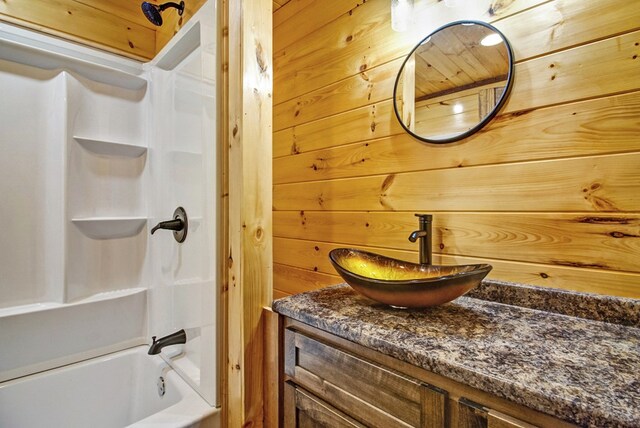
293,386,367,428
274,263,341,297
273,100,402,158
75,0,160,30
0,0,207,60
227,0,273,426
274,211,640,272
264,307,282,428
274,92,640,183
274,0,362,49
422,385,447,428
0,0,156,60
274,154,640,213
284,319,578,428
290,332,426,427
273,0,640,106
488,410,538,428
272,0,640,298
273,237,640,297
274,30,640,132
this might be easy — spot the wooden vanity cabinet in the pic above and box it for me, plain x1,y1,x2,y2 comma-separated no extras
280,317,576,428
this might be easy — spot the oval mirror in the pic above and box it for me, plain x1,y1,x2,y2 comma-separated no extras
393,21,514,144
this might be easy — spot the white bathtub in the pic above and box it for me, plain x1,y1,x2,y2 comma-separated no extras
0,346,220,428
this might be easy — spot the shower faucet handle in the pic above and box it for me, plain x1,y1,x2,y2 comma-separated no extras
151,219,183,233
151,207,188,243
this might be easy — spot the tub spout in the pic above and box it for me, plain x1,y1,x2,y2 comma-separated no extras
148,329,186,355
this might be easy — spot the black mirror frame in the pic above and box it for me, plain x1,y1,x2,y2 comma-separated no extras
392,20,515,144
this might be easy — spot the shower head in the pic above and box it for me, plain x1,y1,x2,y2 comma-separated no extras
141,1,185,26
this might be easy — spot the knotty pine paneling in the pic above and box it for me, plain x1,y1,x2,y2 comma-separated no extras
0,0,206,60
274,92,640,183
275,154,640,212
274,263,340,296
274,0,360,50
274,0,640,106
273,0,640,298
273,238,640,298
274,31,640,131
274,211,640,272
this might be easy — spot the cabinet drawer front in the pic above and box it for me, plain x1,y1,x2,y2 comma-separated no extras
285,329,446,427
458,398,539,428
285,382,366,428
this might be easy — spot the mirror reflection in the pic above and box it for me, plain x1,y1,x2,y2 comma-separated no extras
393,21,513,143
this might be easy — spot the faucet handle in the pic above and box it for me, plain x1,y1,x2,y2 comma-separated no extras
151,207,188,243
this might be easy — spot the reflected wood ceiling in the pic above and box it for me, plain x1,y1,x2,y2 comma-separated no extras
413,23,509,101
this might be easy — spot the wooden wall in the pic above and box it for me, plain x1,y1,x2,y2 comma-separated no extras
0,0,205,60
272,0,640,299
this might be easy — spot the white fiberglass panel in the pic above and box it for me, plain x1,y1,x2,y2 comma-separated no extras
0,346,219,428
65,72,149,302
0,59,65,308
148,1,218,406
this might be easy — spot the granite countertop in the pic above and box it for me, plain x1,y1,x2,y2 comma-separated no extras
272,281,640,428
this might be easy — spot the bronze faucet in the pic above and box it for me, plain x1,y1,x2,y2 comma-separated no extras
148,329,186,355
408,214,432,265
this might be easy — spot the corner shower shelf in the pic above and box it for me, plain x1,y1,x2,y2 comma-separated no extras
0,27,146,90
71,217,147,239
74,137,147,158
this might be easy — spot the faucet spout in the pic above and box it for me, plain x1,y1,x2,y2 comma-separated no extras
408,230,428,243
148,329,186,355
408,214,432,265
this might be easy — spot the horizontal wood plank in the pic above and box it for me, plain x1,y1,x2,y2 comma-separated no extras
273,211,640,273
75,0,160,30
0,0,156,60
274,0,640,105
274,57,401,131
274,153,640,213
273,100,402,158
274,91,640,183
273,0,551,105
274,30,640,131
273,237,640,297
274,0,362,48
274,263,341,296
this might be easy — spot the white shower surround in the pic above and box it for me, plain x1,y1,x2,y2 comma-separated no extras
0,0,220,422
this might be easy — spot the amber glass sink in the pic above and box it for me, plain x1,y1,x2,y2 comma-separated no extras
329,248,492,308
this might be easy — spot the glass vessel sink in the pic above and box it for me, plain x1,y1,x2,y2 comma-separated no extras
329,248,492,308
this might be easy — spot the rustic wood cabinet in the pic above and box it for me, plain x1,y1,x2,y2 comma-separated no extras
280,317,575,428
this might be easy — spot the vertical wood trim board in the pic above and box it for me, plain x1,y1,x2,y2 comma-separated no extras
272,0,640,298
227,0,273,426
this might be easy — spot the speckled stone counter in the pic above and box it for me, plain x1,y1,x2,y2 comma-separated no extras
273,281,640,428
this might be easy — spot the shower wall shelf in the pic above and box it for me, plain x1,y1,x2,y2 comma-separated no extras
71,217,147,239
0,25,146,90
74,137,147,158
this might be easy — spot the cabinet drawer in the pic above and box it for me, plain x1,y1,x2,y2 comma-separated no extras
458,398,538,428
284,382,366,428
285,328,446,427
